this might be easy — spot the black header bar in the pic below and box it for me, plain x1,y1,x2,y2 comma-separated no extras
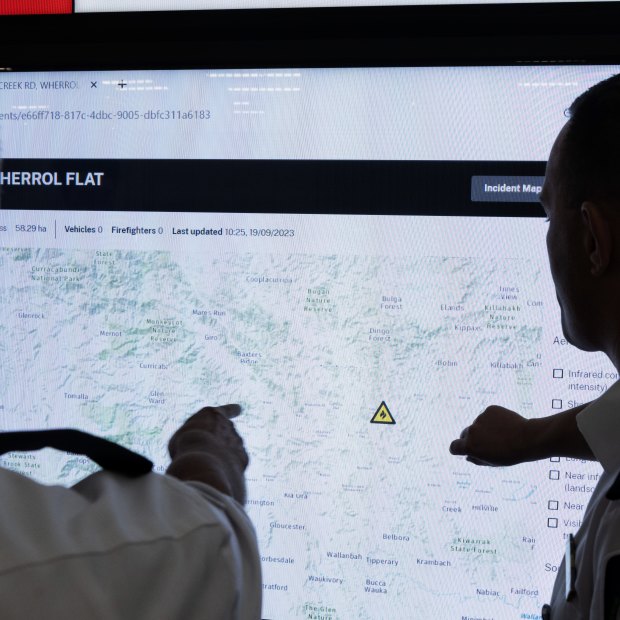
0,159,546,218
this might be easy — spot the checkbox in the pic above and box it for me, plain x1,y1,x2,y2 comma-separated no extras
549,470,560,480
550,456,560,463
553,369,564,379
548,500,559,510
547,517,558,528
552,399,563,409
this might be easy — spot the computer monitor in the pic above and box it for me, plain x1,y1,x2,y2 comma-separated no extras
0,60,615,618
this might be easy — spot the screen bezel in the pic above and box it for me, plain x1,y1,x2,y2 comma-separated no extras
1,3,620,72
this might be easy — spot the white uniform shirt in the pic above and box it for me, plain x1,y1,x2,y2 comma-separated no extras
0,467,262,619
548,380,620,618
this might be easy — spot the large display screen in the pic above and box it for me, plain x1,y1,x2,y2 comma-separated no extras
0,65,616,619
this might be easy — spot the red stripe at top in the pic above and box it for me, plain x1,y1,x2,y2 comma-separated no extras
0,1,72,14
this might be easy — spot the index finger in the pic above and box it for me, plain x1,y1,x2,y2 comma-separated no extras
449,438,468,456
216,403,242,419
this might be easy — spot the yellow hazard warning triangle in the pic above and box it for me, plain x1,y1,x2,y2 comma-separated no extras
370,401,395,424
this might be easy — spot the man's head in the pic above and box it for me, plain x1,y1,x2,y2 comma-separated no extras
540,74,620,361
557,74,620,209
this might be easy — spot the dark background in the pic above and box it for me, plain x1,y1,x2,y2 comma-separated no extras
0,3,620,71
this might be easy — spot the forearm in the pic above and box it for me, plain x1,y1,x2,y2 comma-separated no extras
526,403,594,462
167,452,245,501
450,402,595,467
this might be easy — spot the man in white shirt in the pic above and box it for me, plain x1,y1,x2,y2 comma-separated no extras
0,404,262,619
451,74,620,618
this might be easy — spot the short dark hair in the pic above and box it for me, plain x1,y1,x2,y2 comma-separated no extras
561,73,620,208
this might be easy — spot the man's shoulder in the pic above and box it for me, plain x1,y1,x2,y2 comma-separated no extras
0,468,262,619
0,468,253,574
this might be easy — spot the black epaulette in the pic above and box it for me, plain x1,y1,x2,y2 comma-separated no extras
0,429,153,477
606,471,620,500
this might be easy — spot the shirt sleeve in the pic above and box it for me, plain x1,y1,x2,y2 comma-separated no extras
576,380,620,474
184,480,263,620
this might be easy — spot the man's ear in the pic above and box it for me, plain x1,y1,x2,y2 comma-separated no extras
581,201,613,276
